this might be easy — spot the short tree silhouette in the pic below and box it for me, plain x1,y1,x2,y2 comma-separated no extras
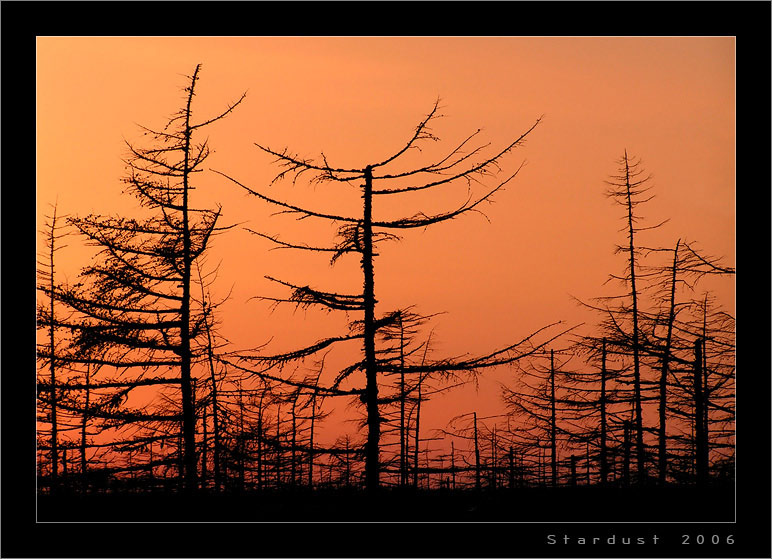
501,348,589,487
36,202,69,491
637,238,734,483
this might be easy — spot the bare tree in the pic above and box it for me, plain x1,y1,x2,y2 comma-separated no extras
36,202,69,491
52,65,245,491
603,151,670,484
501,348,590,487
660,293,735,484
573,152,669,485
216,100,568,491
574,149,734,488
637,237,734,484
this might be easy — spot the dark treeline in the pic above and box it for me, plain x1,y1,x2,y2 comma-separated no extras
36,66,734,515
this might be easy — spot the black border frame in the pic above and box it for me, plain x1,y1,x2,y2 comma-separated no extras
5,2,769,557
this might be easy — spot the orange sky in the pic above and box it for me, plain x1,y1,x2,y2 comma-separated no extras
37,37,735,457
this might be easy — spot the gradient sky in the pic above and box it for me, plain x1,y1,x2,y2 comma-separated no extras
37,37,735,454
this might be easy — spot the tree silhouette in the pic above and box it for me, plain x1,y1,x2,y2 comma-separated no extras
603,151,669,484
636,238,735,483
501,348,592,487
543,337,631,486
658,293,735,484
652,239,682,484
215,100,570,491
573,152,669,485
36,202,69,491
194,259,230,491
51,65,245,491
575,151,735,487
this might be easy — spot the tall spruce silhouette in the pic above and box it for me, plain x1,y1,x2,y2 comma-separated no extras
54,65,245,491
604,151,663,485
216,100,568,491
572,152,667,485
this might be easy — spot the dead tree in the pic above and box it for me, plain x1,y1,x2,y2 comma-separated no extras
501,348,587,487
688,293,735,478
217,100,568,491
568,333,638,486
653,240,682,484
192,260,233,491
692,338,708,485
304,362,328,487
36,202,69,491
574,152,671,485
637,236,734,484
603,151,669,485
661,293,734,484
52,65,245,491
576,150,734,488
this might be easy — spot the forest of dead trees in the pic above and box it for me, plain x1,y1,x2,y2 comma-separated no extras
36,65,735,512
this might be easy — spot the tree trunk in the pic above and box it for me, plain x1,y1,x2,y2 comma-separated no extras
399,315,407,487
490,427,498,490
179,66,199,493
659,240,680,485
362,165,379,492
424,447,431,490
570,455,577,487
257,399,264,491
309,390,316,487
237,382,245,491
48,206,59,491
508,446,515,489
291,395,297,488
451,441,456,490
694,339,708,485
345,436,351,488
80,364,90,493
275,405,282,487
585,441,591,485
700,299,710,478
623,420,631,487
550,350,557,488
600,339,608,485
200,281,222,492
537,441,543,486
202,404,208,489
473,412,481,491
413,373,423,489
622,152,646,486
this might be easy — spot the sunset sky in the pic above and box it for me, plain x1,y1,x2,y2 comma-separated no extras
36,36,735,453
